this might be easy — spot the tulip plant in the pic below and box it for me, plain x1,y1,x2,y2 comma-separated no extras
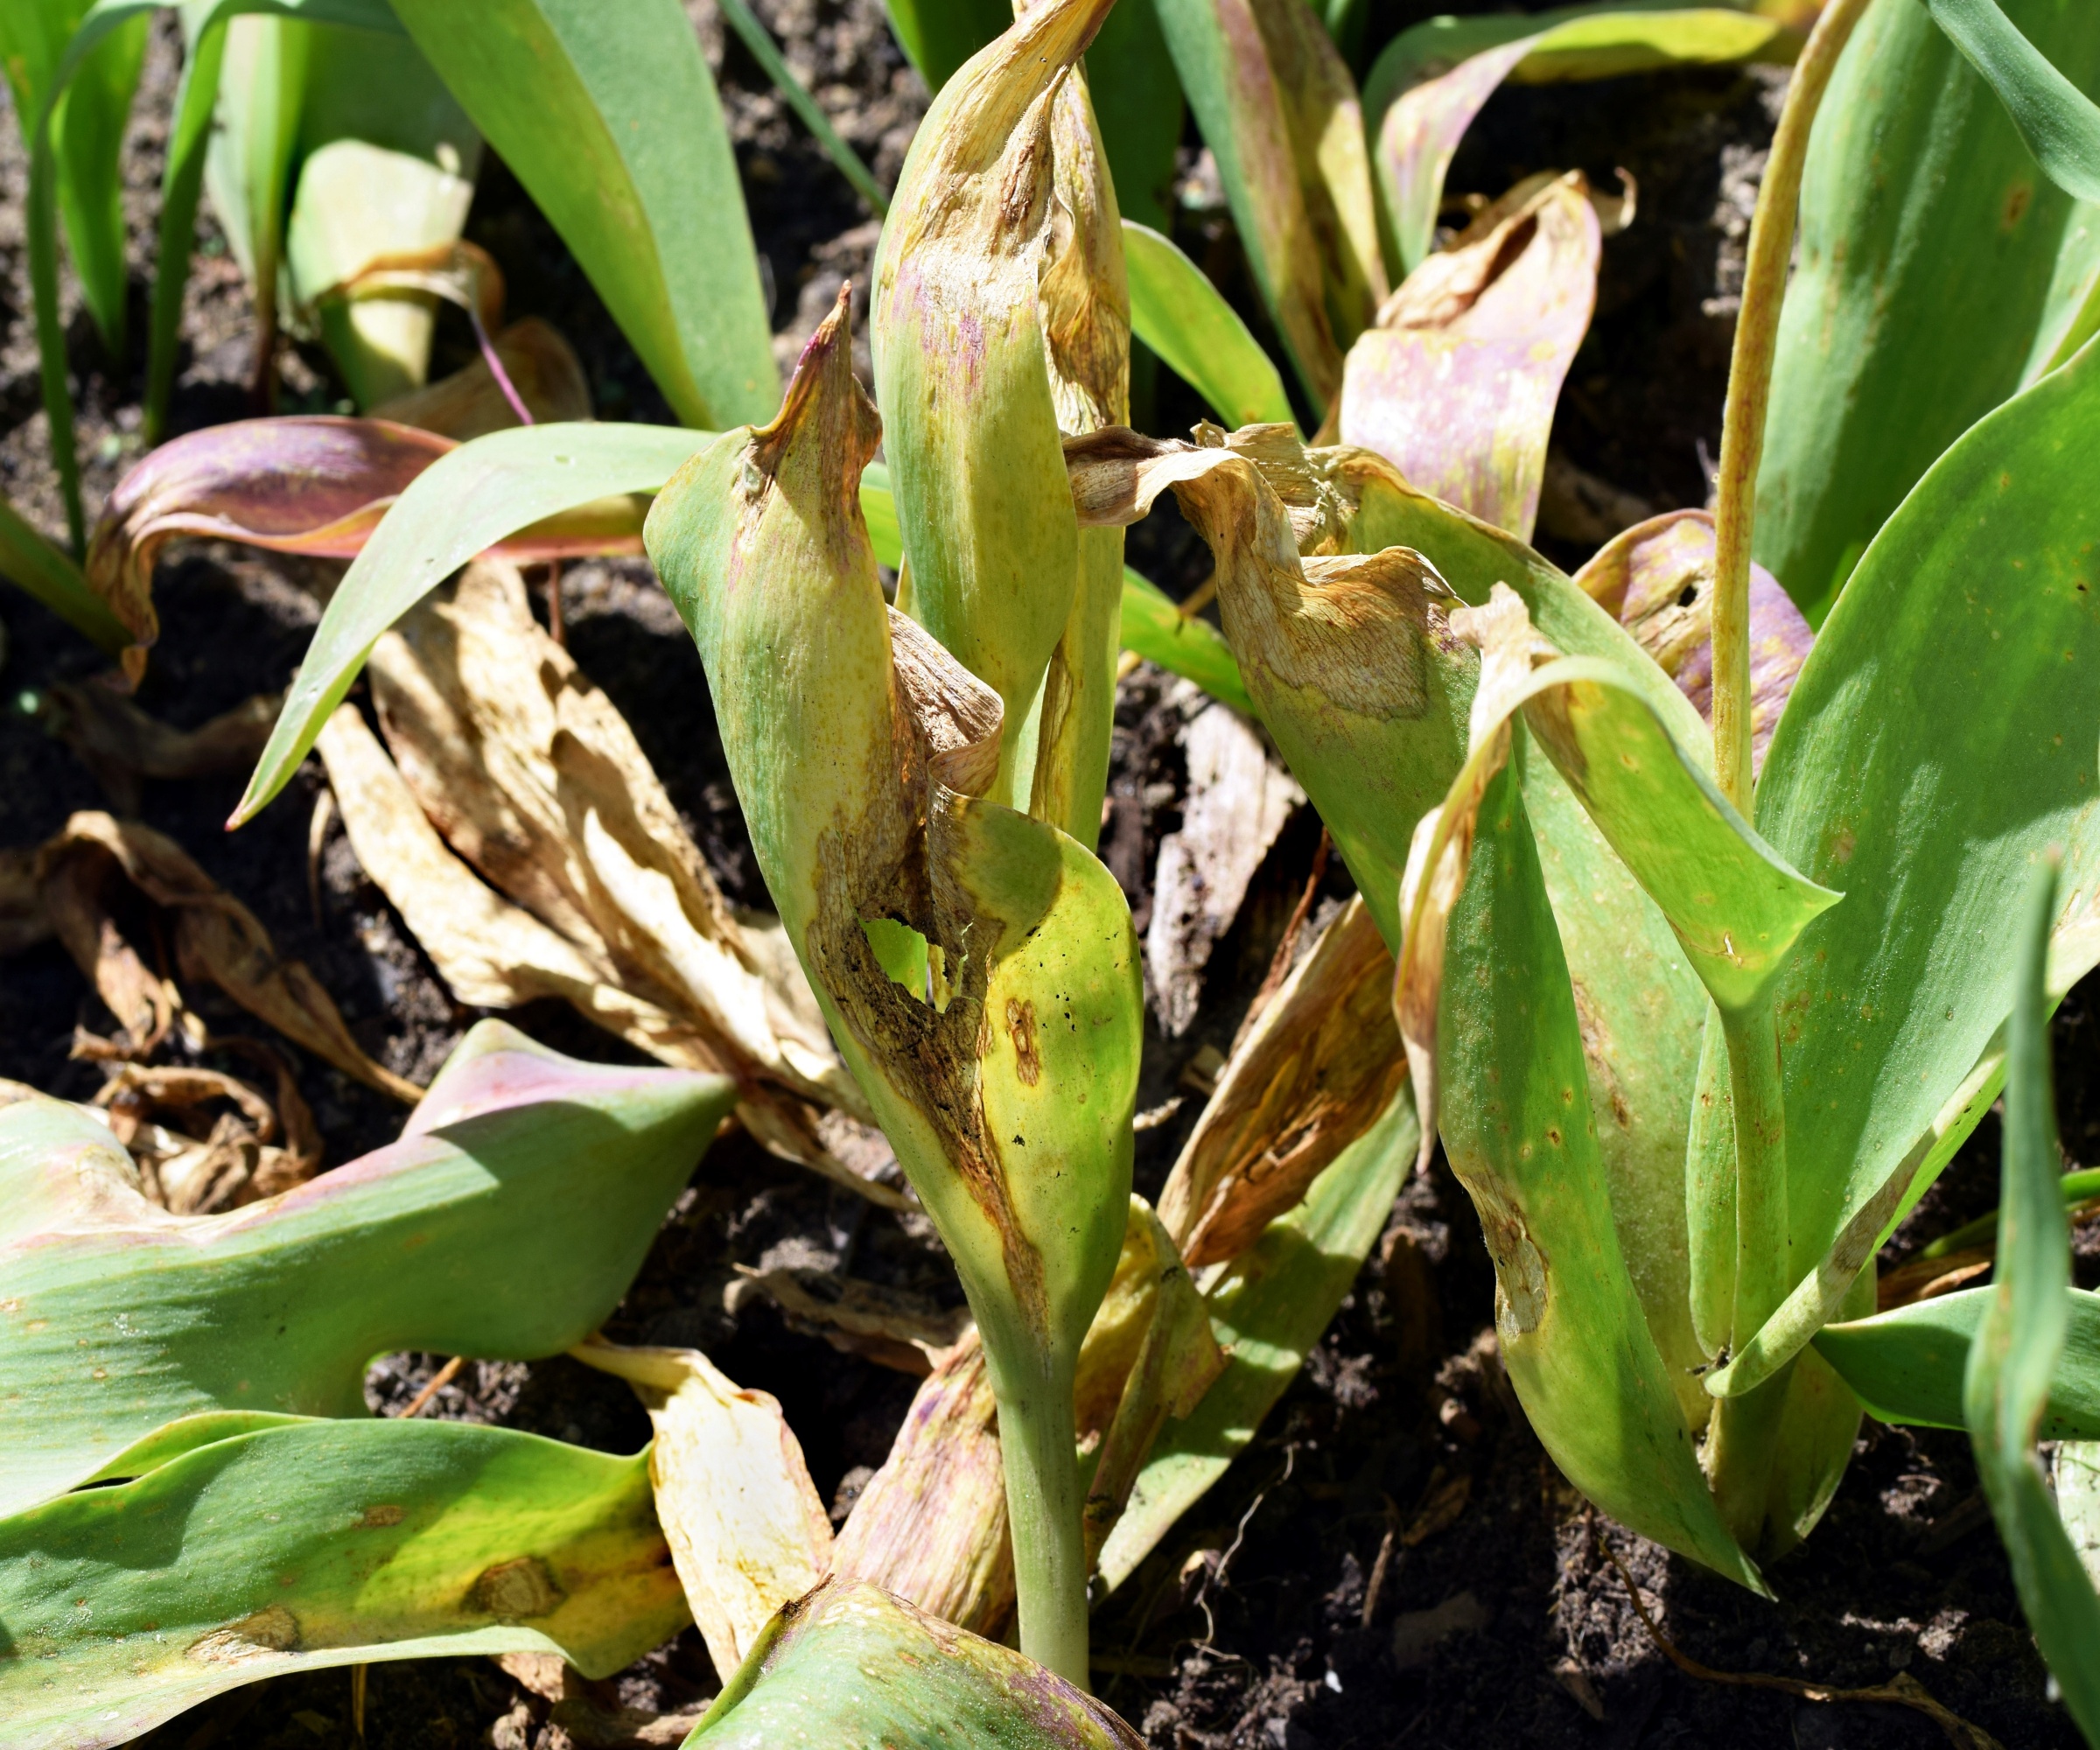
8,0,2100,1741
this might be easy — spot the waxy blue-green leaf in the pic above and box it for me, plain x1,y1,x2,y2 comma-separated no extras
235,421,707,823
689,1577,1143,1746
871,0,1110,808
1152,0,1384,409
647,299,1139,1684
1756,0,2100,625
1812,1284,2100,1438
1121,220,1297,430
388,0,779,431
1363,4,1801,276
0,1019,733,1516
1926,0,2100,204
1963,861,2100,1743
1708,333,2100,1404
0,1418,687,1750
1096,1085,1415,1592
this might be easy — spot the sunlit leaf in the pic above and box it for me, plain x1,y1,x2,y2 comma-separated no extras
1364,4,1799,276
1757,0,2100,623
0,1418,687,1750
1339,172,1601,541
1153,0,1385,408
388,0,780,430
1121,220,1297,430
1926,0,2100,202
235,421,706,822
0,492,128,653
1812,1285,2100,1438
0,1018,733,1516
690,1577,1143,1746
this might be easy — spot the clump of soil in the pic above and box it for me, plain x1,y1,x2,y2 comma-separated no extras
1,6,2093,1749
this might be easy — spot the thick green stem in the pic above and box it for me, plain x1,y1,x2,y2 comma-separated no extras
986,1344,1089,1687
1710,998,1794,1548
1709,0,1873,815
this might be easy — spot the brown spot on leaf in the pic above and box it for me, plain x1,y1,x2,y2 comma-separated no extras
474,1556,565,1620
187,1604,299,1665
1006,998,1041,1086
359,1504,405,1529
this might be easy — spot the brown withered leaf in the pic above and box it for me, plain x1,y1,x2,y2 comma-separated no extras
27,811,421,1101
726,1265,970,1376
360,560,880,1181
41,682,279,814
830,1327,1015,1637
316,682,900,1208
1337,172,1603,542
571,1339,834,1684
1158,895,1405,1266
1573,508,1813,776
371,316,592,441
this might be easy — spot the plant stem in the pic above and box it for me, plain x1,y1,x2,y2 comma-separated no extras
1711,998,1793,1550
1709,0,1873,816
986,1345,1089,1687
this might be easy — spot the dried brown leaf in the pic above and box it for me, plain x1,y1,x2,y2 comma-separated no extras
43,682,279,813
29,811,420,1102
1158,895,1405,1265
728,1266,970,1376
830,1327,1016,1637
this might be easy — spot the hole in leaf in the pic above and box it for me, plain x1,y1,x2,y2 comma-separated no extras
863,918,932,1005
1676,584,1699,608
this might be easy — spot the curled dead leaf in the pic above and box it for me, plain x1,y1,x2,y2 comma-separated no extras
727,1266,970,1376
570,1338,834,1684
24,811,420,1101
41,682,279,815
371,317,592,442
1338,172,1605,542
317,557,894,1202
1574,509,1812,774
1158,895,1405,1266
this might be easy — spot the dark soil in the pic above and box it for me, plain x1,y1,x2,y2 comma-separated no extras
2,5,2094,1749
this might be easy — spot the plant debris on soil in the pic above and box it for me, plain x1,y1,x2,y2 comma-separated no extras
3,4,2096,1747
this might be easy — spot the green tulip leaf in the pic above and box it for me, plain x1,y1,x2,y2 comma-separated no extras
1811,1284,2100,1439
648,299,1140,1682
0,491,129,651
0,1418,687,1750
1363,4,1800,276
1926,0,2100,204
1757,0,2100,624
878,0,1011,92
0,1019,734,1516
1711,332,2100,1402
1152,0,1385,410
1404,729,1763,1590
234,421,708,824
1121,220,1297,430
21,0,400,549
1116,570,1251,714
689,1577,1142,1746
388,0,780,431
1962,861,2100,1740
1096,1085,1415,1592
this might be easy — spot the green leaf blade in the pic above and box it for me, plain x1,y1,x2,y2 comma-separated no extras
235,421,709,823
0,1418,687,1750
1122,220,1296,430
388,0,780,430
